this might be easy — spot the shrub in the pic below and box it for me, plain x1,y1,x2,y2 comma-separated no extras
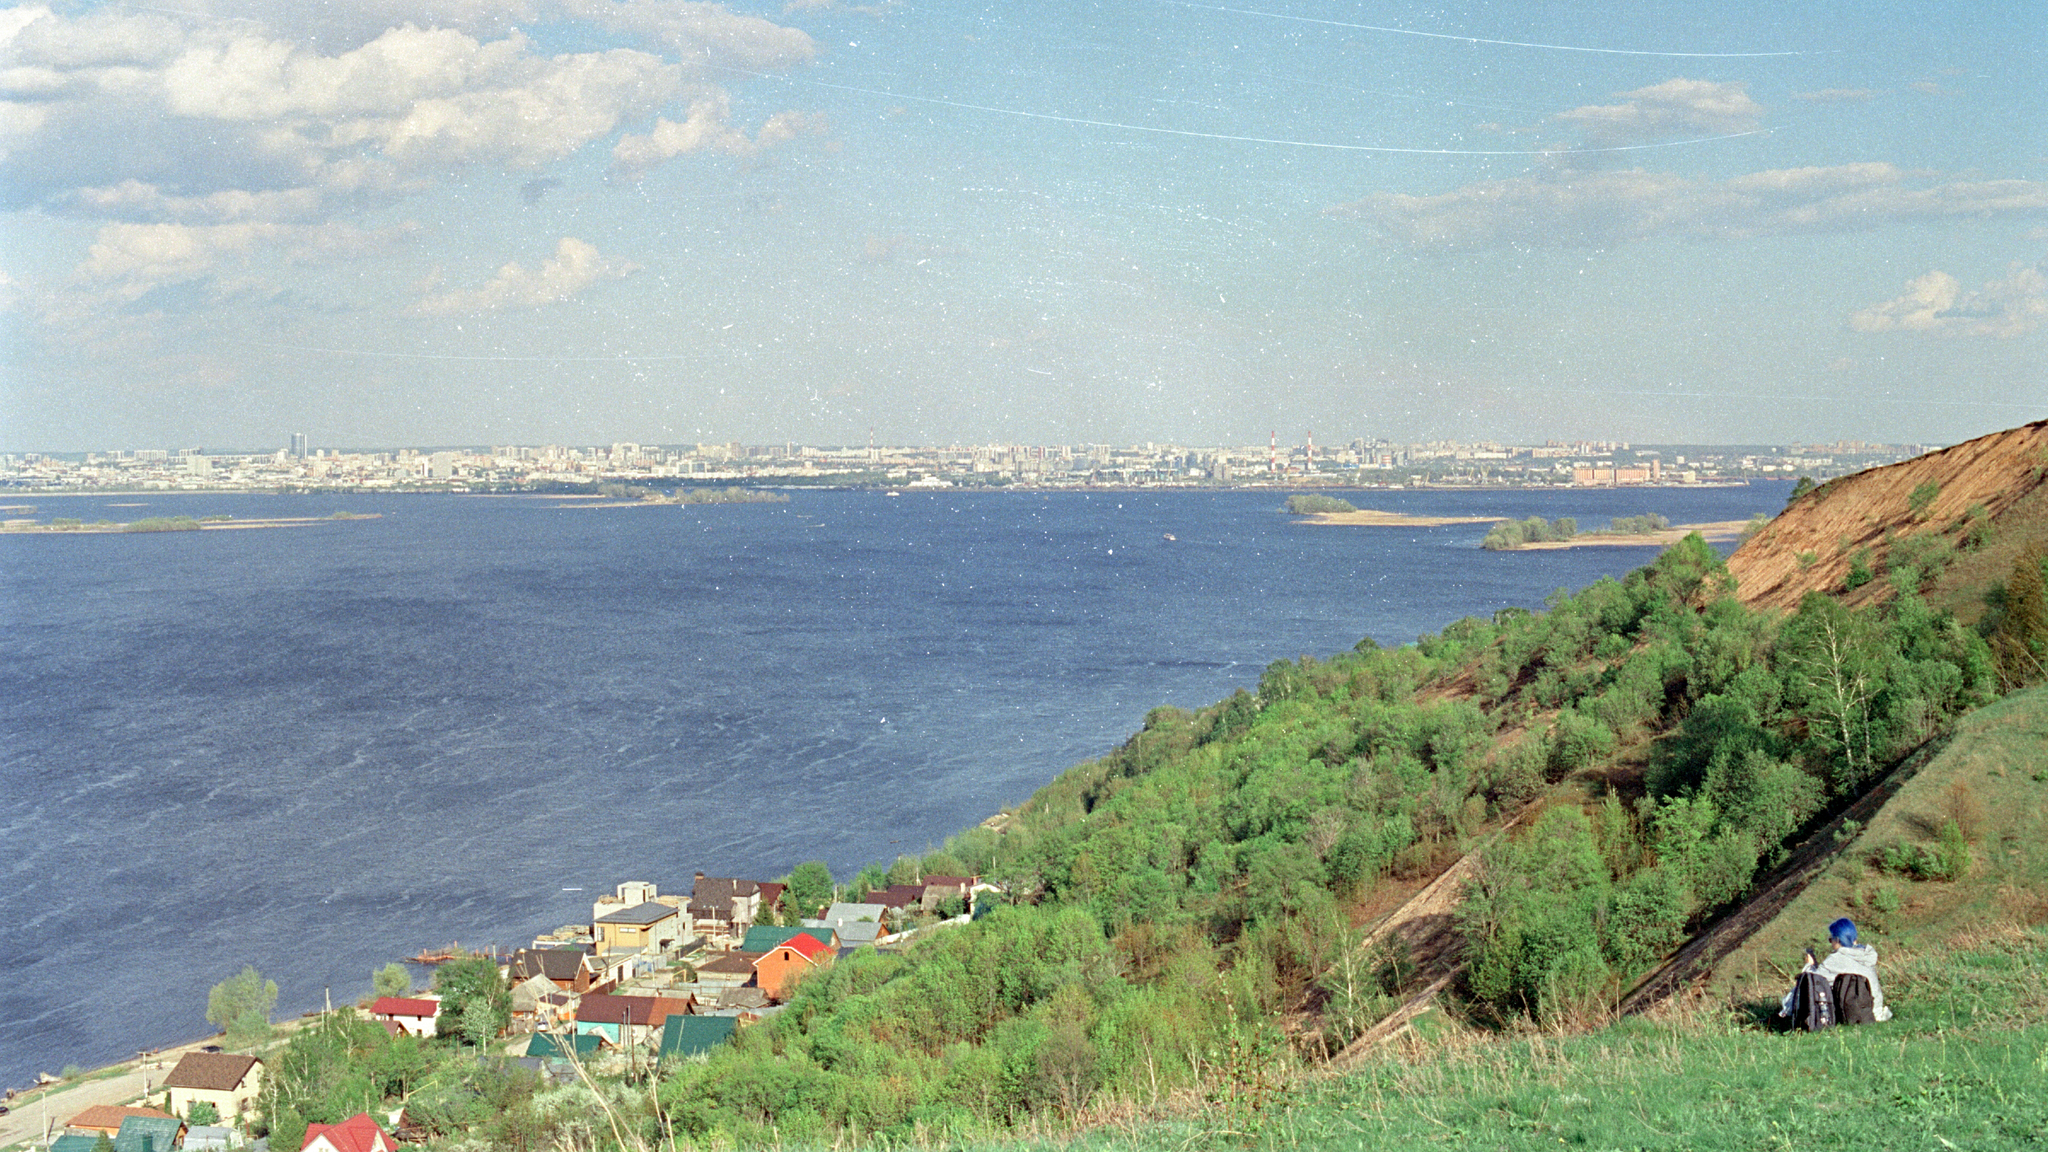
1285,494,1356,514
1607,513,1670,535
1844,548,1875,590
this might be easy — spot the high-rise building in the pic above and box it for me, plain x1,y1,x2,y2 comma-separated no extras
290,432,308,459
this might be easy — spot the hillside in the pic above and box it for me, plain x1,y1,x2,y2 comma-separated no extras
124,425,2048,1152
1728,418,2048,612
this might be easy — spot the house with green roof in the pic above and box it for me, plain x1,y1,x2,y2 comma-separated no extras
738,925,837,953
526,1032,603,1062
113,1114,184,1152
658,1014,738,1060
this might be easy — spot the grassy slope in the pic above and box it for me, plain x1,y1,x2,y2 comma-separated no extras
1049,690,2048,1152
1705,683,2048,1010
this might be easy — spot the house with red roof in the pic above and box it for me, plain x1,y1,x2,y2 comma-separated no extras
369,996,441,1038
301,1112,397,1152
752,930,834,1000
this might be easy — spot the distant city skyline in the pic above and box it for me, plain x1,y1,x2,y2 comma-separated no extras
2,1,2041,453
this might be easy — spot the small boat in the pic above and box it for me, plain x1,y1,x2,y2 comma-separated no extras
1162,533,1176,541
886,490,901,497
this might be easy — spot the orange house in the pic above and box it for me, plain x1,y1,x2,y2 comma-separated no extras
751,931,833,1000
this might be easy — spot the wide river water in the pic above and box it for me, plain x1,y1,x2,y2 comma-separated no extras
0,483,1786,1085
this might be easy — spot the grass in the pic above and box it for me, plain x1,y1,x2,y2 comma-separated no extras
1045,926,2048,1152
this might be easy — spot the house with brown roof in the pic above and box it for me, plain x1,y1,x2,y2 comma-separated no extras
865,884,923,913
685,874,764,945
162,1052,263,1125
63,1105,177,1139
919,875,973,911
571,993,695,1048
690,952,758,995
509,946,598,992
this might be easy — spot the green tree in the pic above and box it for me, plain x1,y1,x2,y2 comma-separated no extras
373,962,412,999
206,965,278,1046
433,957,509,1046
267,1106,307,1152
186,1100,220,1125
780,861,836,922
1907,479,1940,520
1788,475,1816,503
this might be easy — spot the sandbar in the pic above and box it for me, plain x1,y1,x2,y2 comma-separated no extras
1298,509,1500,527
1505,520,1752,550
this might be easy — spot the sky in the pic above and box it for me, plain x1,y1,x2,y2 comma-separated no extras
0,0,2042,453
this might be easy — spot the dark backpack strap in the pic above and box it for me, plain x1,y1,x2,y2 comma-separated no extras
1833,973,1876,1025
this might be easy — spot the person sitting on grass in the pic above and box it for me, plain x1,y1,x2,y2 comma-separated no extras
1780,917,1892,1024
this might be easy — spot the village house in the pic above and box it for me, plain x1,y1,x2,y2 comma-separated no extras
685,874,764,946
658,1014,738,1060
593,900,682,957
919,876,974,912
302,1111,398,1152
690,952,758,996
808,902,888,950
509,946,599,992
865,884,924,915
162,1052,263,1126
751,930,835,1001
368,996,441,1038
570,993,694,1048
63,1105,178,1140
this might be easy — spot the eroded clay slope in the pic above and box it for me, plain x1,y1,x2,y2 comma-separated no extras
1728,419,2048,612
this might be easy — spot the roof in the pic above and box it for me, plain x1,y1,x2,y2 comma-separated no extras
183,1126,235,1151
595,902,679,926
761,932,830,962
302,1111,395,1152
819,902,887,924
370,996,440,1018
114,1115,183,1152
163,1051,261,1091
695,953,757,976
923,875,971,889
48,1136,99,1152
739,925,811,952
755,881,787,909
867,884,922,908
510,948,591,981
66,1104,175,1134
657,1014,738,1058
687,876,760,903
573,993,692,1026
527,1032,603,1060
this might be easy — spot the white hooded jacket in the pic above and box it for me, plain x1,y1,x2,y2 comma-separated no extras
1780,942,1892,1021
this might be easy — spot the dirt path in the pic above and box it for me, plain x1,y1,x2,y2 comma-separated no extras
1324,811,1536,1065
1615,732,1950,1016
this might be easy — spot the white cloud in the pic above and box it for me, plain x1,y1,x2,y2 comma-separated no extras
411,236,637,315
76,220,397,300
610,94,825,171
71,180,325,223
1333,164,2048,250
1555,78,1763,145
1850,257,2048,338
557,0,817,69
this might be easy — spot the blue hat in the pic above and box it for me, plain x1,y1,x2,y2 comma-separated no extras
1829,918,1857,946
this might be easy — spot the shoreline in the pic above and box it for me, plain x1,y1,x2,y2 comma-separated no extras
0,514,380,536
1503,520,1753,550
1296,509,1499,527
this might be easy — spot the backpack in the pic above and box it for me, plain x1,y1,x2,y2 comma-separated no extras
1791,970,1835,1031
1833,973,1876,1025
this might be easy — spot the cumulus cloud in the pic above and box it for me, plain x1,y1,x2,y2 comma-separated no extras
1850,257,2048,338
611,96,826,172
1332,163,2048,250
412,237,637,315
1555,78,1763,145
76,220,399,300
556,0,817,69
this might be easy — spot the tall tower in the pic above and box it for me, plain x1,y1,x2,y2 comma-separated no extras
1268,431,1278,473
290,432,308,459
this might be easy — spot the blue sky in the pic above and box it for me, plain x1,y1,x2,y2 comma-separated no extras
1,0,2041,452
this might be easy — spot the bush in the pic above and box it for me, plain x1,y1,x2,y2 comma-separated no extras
1286,494,1356,514
1482,516,1577,550
1607,513,1670,535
